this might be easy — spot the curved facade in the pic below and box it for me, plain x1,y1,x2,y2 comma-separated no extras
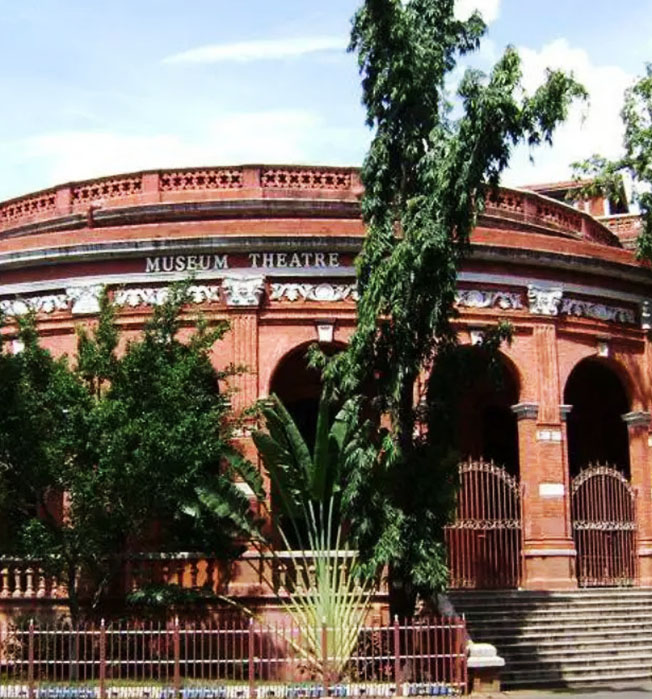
2,164,652,593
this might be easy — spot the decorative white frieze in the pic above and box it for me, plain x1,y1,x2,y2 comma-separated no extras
527,285,563,316
113,285,220,308
269,282,358,303
66,284,103,315
0,293,68,316
561,298,635,324
114,287,168,307
456,289,523,310
222,276,265,308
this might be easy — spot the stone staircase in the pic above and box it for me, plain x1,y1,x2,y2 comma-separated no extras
448,589,652,689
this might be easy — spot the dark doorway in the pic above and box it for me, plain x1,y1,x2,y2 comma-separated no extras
429,346,520,476
269,342,342,450
564,358,630,477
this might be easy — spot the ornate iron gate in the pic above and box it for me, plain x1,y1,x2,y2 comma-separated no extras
446,459,522,589
571,464,637,587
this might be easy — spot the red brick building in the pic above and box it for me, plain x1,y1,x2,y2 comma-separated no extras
0,165,650,601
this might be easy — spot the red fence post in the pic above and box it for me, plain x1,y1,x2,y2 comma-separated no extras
248,619,255,699
393,616,401,694
173,616,181,698
28,620,34,699
99,619,106,699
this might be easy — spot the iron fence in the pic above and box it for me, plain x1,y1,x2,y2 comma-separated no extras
0,616,467,697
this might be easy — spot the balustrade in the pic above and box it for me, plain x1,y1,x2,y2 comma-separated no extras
0,559,62,600
0,167,618,249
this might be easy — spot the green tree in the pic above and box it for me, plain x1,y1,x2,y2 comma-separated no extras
572,64,652,259
0,314,88,555
318,0,586,614
5,284,259,618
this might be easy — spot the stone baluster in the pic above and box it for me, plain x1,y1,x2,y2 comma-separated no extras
24,567,35,598
0,567,9,598
175,560,184,586
36,568,47,598
12,564,22,598
162,559,170,585
50,573,59,599
190,559,198,588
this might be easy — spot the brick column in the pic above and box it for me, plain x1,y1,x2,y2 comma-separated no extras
512,402,577,589
511,321,577,589
623,411,652,585
222,276,266,492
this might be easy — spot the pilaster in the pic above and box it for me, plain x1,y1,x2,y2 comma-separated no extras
514,322,577,590
623,410,652,584
224,276,265,475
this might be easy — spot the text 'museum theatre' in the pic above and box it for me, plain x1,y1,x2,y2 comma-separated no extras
1,164,651,600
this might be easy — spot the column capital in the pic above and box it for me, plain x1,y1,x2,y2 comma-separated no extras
560,404,573,421
511,402,539,421
222,275,265,308
622,411,652,429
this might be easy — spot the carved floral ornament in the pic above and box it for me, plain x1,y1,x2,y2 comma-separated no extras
0,280,360,316
526,284,637,324
0,278,647,327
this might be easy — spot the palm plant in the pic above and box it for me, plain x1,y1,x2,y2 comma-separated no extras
250,392,375,680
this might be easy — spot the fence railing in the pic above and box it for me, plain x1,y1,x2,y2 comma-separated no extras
0,616,467,696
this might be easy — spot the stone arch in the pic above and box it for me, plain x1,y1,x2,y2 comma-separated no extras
268,340,346,449
564,356,631,477
428,346,521,476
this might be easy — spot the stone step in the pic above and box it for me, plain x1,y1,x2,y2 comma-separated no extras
503,670,652,690
503,650,652,665
502,644,652,659
502,658,652,675
450,596,652,611
463,608,652,620
488,634,652,650
453,597,652,613
451,589,652,688
465,619,652,636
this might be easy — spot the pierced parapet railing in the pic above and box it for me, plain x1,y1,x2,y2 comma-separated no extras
0,616,468,696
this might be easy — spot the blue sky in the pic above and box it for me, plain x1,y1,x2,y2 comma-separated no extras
1,0,651,200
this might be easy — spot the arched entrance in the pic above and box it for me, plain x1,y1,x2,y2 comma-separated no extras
564,358,636,586
267,342,343,548
269,342,343,450
433,347,523,588
428,346,520,476
564,358,631,477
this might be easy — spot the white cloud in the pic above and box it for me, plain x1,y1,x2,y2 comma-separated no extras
454,0,500,24
0,110,369,200
503,39,634,187
163,36,348,65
